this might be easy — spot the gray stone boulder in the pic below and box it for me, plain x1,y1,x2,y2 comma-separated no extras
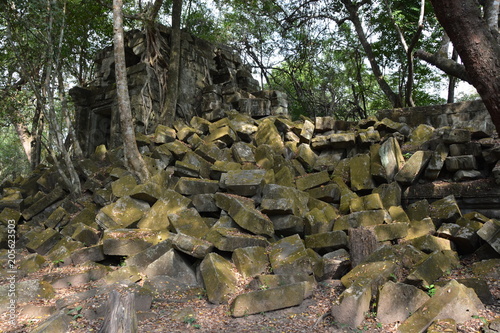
230,281,314,317
200,253,239,304
377,281,429,324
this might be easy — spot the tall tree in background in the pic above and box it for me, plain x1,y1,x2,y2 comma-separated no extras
160,0,182,126
429,0,500,134
113,0,150,182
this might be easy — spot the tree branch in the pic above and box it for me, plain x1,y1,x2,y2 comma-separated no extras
414,49,471,83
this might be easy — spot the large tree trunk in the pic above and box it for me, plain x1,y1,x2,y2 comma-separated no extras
414,49,471,83
430,0,500,135
160,0,183,126
113,0,150,183
341,0,403,108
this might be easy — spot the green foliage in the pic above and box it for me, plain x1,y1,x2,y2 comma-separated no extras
0,127,31,180
424,284,436,297
67,305,83,319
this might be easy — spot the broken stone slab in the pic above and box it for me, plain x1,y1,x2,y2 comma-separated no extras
325,132,356,150
453,169,482,182
96,196,150,229
22,186,65,220
350,153,376,191
405,217,436,240
306,183,341,203
168,208,211,239
254,118,284,154
232,246,269,278
370,144,387,182
269,214,304,235
205,227,269,251
124,238,173,270
436,223,480,254
429,195,462,228
71,245,105,265
388,206,410,223
71,223,100,246
129,181,164,204
260,198,295,215
477,219,500,254
172,233,214,259
295,170,330,191
102,265,141,285
191,193,219,213
296,143,318,170
228,197,274,237
424,143,449,181
442,128,471,144
322,249,351,280
137,190,192,230
26,228,62,255
143,249,198,286
406,199,430,222
222,169,267,196
331,277,372,328
230,281,313,317
341,260,399,294
0,279,55,307
268,234,313,275
408,234,453,253
397,280,484,333
304,230,348,254
377,281,430,324
379,137,405,181
18,253,46,276
349,193,384,212
299,119,315,142
409,124,435,144
436,278,495,305
174,177,220,195
405,250,459,287
262,184,310,217
304,208,333,235
471,259,500,280
333,209,392,231
102,229,161,257
30,310,70,333
231,141,255,163
200,252,239,304
373,223,410,242
50,264,109,289
111,174,137,198
357,127,381,146
395,150,432,185
445,155,478,172
427,319,457,333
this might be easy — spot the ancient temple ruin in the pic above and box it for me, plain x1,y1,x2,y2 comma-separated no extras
70,25,288,157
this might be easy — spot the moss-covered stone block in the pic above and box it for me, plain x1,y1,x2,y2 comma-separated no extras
405,250,460,287
373,223,410,242
304,231,348,252
232,246,269,278
268,234,312,275
97,196,150,229
200,253,239,304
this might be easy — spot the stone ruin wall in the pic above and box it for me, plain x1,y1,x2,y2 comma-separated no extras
70,25,288,157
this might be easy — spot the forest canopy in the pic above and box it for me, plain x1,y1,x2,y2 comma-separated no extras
1,0,498,182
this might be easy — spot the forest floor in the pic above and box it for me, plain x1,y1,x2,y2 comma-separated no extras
1,252,499,333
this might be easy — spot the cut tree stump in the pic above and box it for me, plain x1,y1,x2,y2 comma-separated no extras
99,290,137,333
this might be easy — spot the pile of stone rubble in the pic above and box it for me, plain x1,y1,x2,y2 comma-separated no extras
1,111,499,332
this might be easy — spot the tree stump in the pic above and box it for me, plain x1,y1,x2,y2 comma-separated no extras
99,290,137,333
348,227,379,267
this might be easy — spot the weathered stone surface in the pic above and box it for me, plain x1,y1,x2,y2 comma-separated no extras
71,245,105,264
200,253,239,304
268,234,312,275
296,143,317,169
102,229,159,256
409,124,435,144
206,227,269,251
26,228,62,255
303,208,332,235
437,223,480,254
231,142,255,163
172,233,214,259
97,196,150,229
228,197,274,237
22,186,65,220
30,310,70,333
333,210,392,231
232,246,269,278
442,128,471,144
373,223,410,242
124,239,172,270
395,151,432,184
377,281,430,324
331,277,372,328
341,260,398,293
168,208,210,239
349,193,384,212
71,223,100,246
304,231,348,252
388,206,410,222
398,280,484,333
231,281,312,317
138,190,191,230
18,253,46,275
350,154,376,191
269,214,304,235
424,143,449,181
102,265,141,284
406,250,459,287
429,195,462,227
406,199,430,221
175,177,220,195
143,249,198,286
262,184,310,217
111,174,137,198
445,155,478,172
379,137,405,181
222,169,267,196
254,118,284,153
477,219,500,254
295,170,330,191
322,249,350,280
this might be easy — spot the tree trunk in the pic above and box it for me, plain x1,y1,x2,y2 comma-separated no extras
447,48,458,103
484,0,500,31
113,0,150,183
414,49,471,84
341,0,403,108
99,291,137,333
430,0,500,135
160,0,183,126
